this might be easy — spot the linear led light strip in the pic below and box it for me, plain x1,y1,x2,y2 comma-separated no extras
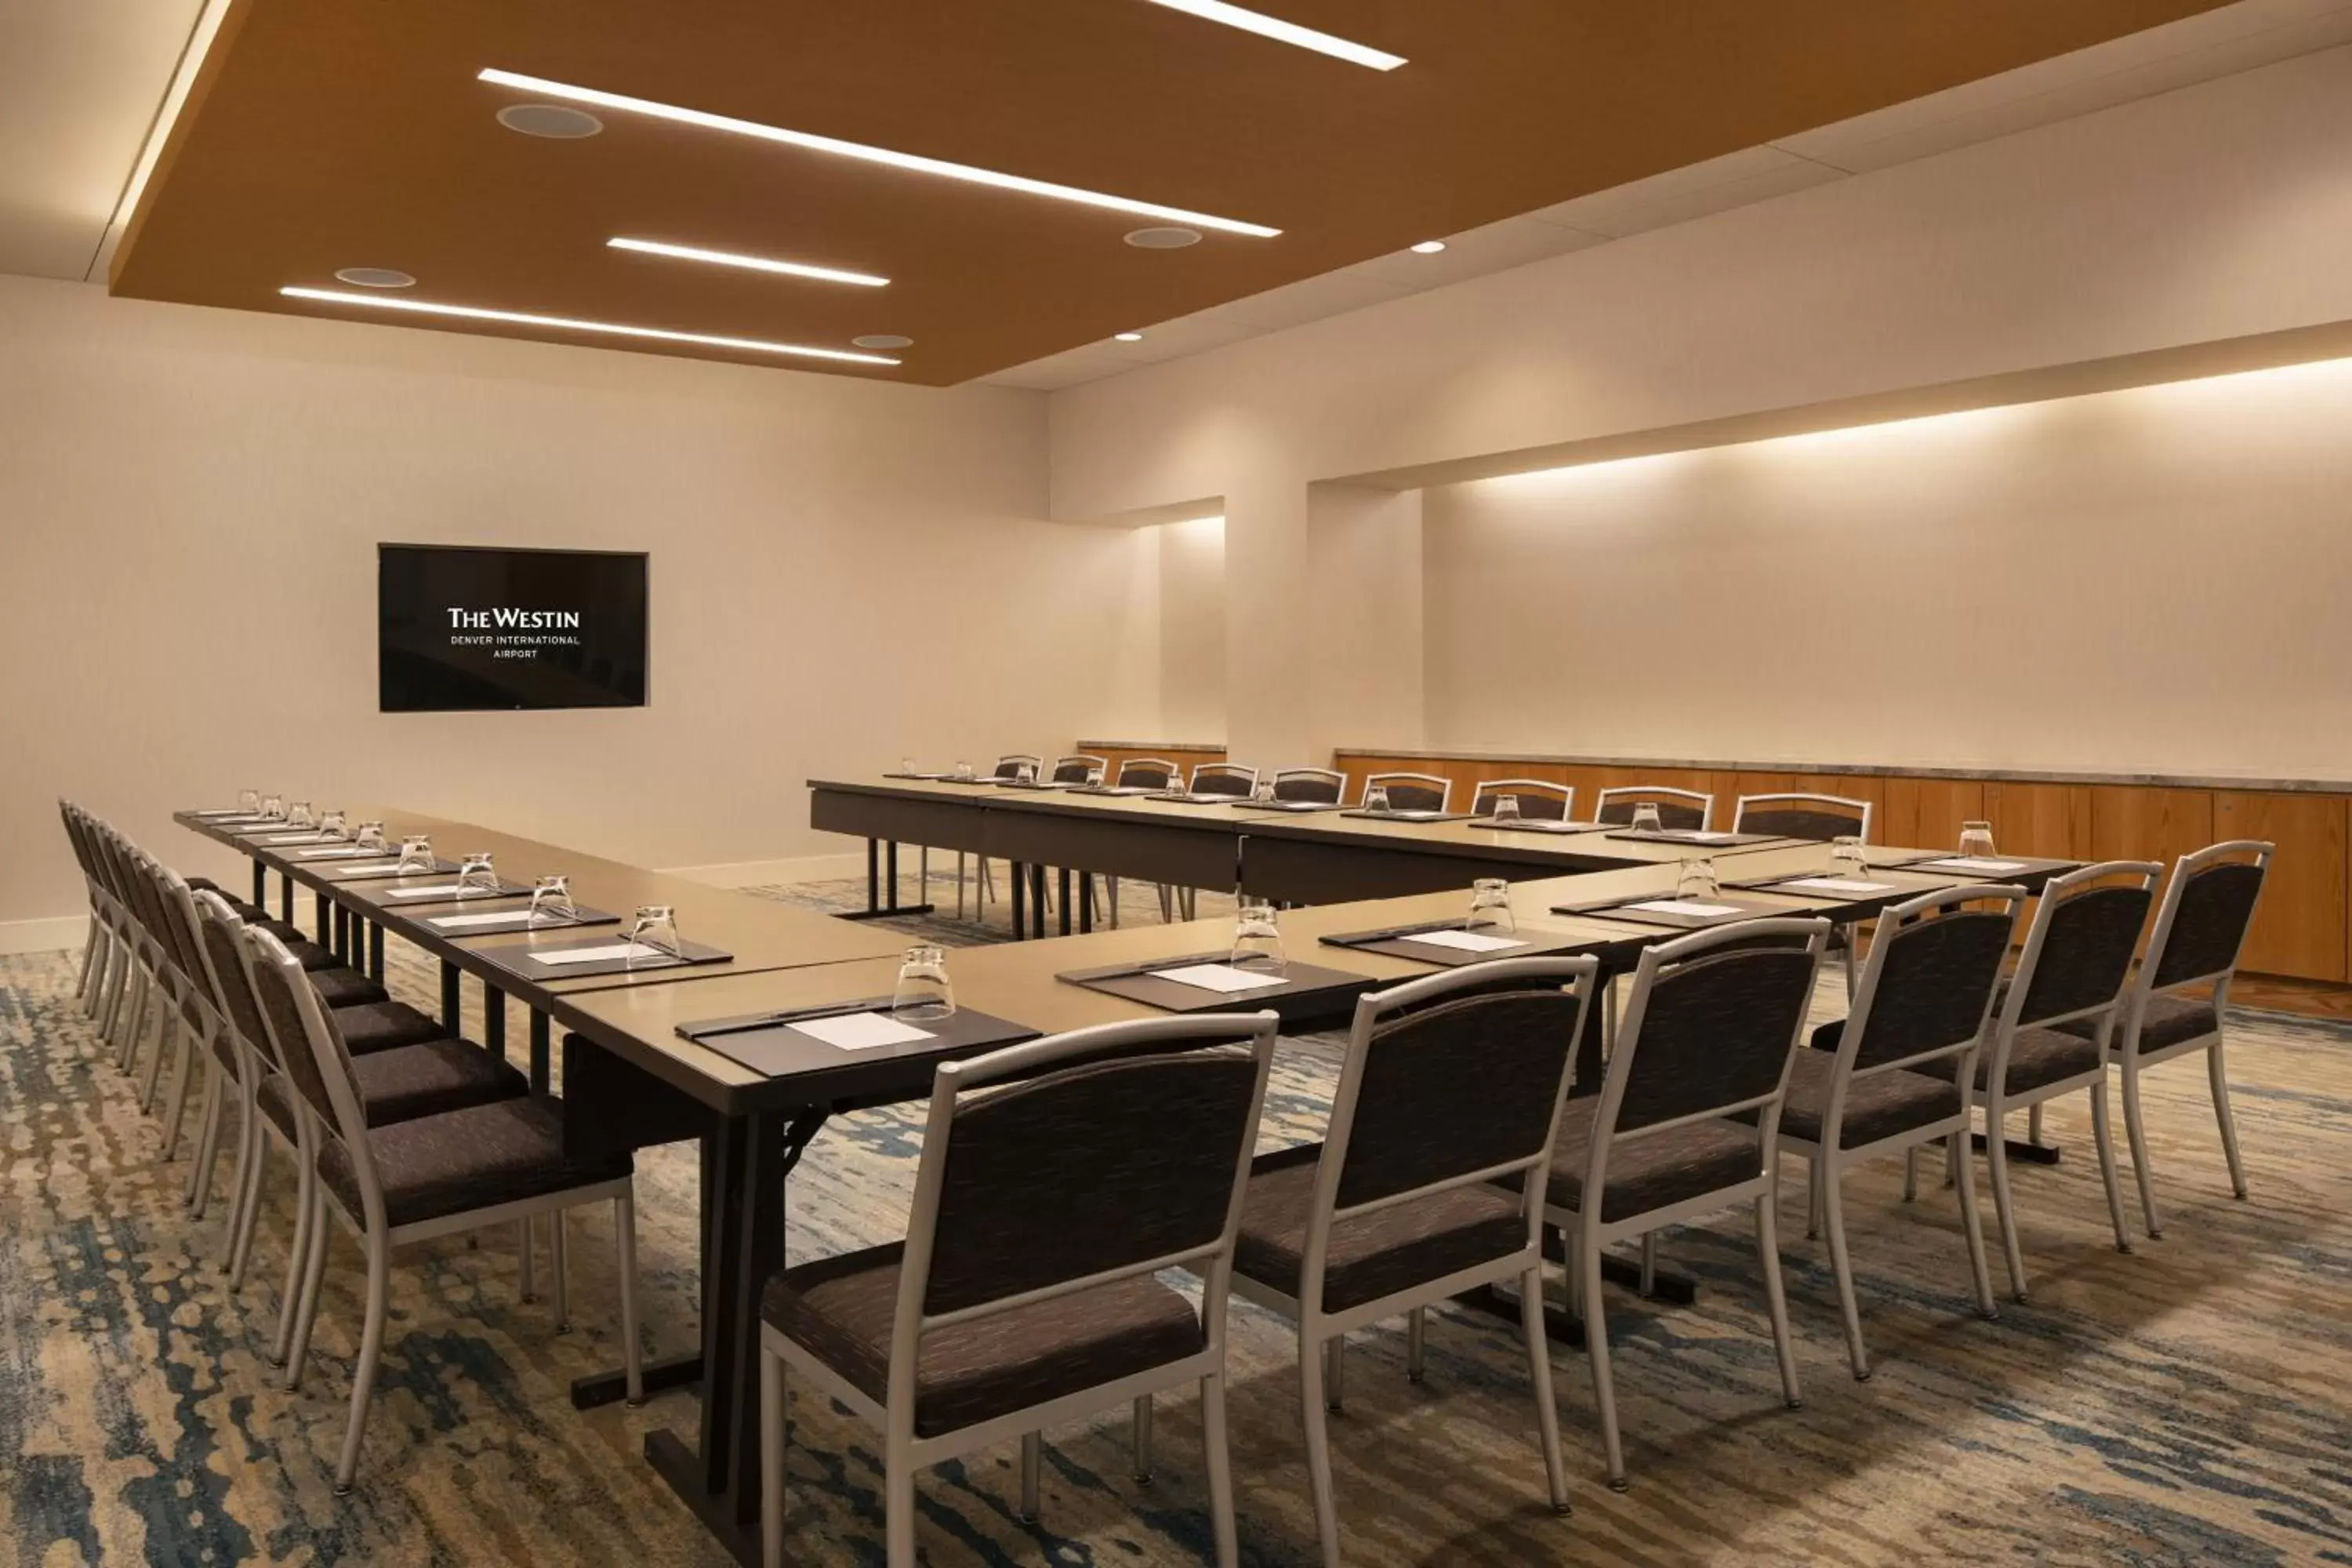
1141,0,1406,71
278,287,901,365
608,236,887,287
478,68,1281,238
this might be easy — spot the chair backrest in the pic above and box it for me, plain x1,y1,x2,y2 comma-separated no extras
1272,768,1348,804
2000,861,2161,1034
1471,779,1573,820
1594,786,1715,831
1599,918,1828,1147
58,800,102,884
2143,840,2273,994
1115,757,1178,789
891,1014,1279,1398
1734,792,1873,842
991,753,1043,781
192,889,279,1074
1825,885,2024,1108
1051,753,1107,784
1190,762,1259,797
242,925,376,1204
1363,771,1450,812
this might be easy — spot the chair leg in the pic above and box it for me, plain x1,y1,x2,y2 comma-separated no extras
519,1217,536,1303
1406,1305,1427,1382
139,1007,175,1112
1820,1164,1869,1381
1755,1192,1803,1410
2118,1058,2163,1239
159,1023,201,1162
1903,1145,1919,1203
760,1346,786,1568
1133,1394,1154,1482
1519,1265,1573,1515
615,1195,644,1405
550,1207,571,1331
885,1453,918,1567
1201,1374,1240,1568
1018,1430,1042,1522
283,1183,332,1392
1951,1130,1998,1319
1106,874,1121,928
1581,1240,1626,1490
2209,1039,2249,1201
266,1149,310,1365
1324,1334,1345,1413
227,1119,270,1289
186,1069,224,1214
1298,1334,1345,1566
333,1231,392,1493
1806,1160,1824,1240
2088,1081,2132,1255
1983,1105,2029,1301
955,852,967,920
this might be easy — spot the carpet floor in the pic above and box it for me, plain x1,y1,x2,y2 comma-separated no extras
3,871,2348,1565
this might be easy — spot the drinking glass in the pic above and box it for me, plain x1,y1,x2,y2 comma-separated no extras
953,760,975,782
456,852,499,896
1087,767,1106,788
1490,794,1522,824
1677,855,1721,901
237,789,261,815
1958,821,1998,858
1253,779,1276,804
1631,802,1664,833
1015,760,1036,785
354,820,388,854
1229,898,1287,973
528,874,578,924
286,800,314,829
901,757,919,776
260,793,286,821
1828,835,1870,880
1467,877,1516,935
891,945,956,1021
626,905,681,967
1363,784,1392,815
318,809,348,841
395,833,434,874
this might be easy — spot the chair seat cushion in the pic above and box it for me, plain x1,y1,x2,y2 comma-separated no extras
1912,1026,2103,1096
331,999,452,1056
307,967,389,1010
1777,1047,1963,1149
1528,1098,1762,1225
1233,1144,1526,1314
761,1242,1204,1439
2058,993,2219,1054
261,1039,525,1131
277,934,341,971
319,1096,630,1229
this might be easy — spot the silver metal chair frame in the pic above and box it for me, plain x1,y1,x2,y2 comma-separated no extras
1733,792,1875,842
1228,957,1598,1564
757,1012,1279,1568
1592,786,1716,831
1360,771,1451,812
1470,779,1576,819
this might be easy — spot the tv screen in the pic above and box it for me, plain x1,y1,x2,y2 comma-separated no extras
378,544,648,712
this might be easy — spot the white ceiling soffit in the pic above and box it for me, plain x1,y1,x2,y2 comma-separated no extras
0,0,213,283
983,0,2352,391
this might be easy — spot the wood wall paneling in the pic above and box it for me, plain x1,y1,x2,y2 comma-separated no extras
2212,790,2347,982
1980,782,2094,861
1730,771,1888,837
1881,777,1987,855
2088,786,2215,871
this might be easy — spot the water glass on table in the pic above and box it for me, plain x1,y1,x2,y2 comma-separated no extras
1958,820,1998,858
528,874,578,924
1230,898,1287,974
286,800,315,829
1677,855,1721,901
891,946,956,1021
237,788,261,815
395,834,434,874
625,905,681,968
318,809,348,841
1828,835,1870,880
456,852,499,896
1631,802,1664,833
1467,877,1516,935
354,821,388,854
261,793,286,822
1490,794,1522,824
1363,784,1392,815
952,760,975,782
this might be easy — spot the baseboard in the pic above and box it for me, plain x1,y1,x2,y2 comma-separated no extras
659,851,873,888
0,916,90,956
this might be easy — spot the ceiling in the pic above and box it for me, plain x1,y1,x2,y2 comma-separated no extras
99,0,2255,386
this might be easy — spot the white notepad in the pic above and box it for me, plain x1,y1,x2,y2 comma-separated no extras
787,1012,935,1051
1669,831,1737,844
526,942,666,967
1777,877,1897,896
1928,857,2031,873
1383,810,1445,820
265,833,332,844
332,864,424,880
1399,929,1527,953
297,847,385,860
1625,899,1744,918
428,910,549,930
387,883,484,899
1150,963,1287,993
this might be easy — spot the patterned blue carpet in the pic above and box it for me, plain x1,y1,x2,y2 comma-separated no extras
4,875,2350,1564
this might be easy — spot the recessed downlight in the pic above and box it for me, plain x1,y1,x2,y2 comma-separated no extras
495,103,604,139
608,237,887,289
278,287,901,365
1114,332,1145,343
479,69,1279,238
1124,227,1202,250
334,267,416,289
1410,240,1447,255
852,334,913,350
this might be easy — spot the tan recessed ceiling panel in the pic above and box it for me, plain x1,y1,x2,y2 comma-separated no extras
113,0,2234,385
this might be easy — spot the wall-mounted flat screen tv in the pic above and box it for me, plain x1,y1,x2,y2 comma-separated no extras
378,544,648,712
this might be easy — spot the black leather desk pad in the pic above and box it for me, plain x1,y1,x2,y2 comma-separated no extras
472,933,734,983
1241,800,1349,813
1464,817,1617,835
365,879,535,909
1882,854,2081,878
410,903,622,938
1057,951,1374,1018
320,859,459,881
1340,810,1472,823
681,999,1040,1079
1319,920,1612,967
1604,829,1788,848
1551,894,1795,930
1145,792,1254,806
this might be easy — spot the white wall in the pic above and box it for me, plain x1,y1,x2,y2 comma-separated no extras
1422,356,2352,778
1153,515,1227,742
0,275,1154,933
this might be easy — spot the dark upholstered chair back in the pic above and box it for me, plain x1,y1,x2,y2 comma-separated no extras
1051,754,1105,784
2012,866,2158,1027
1471,780,1573,821
1190,764,1258,797
1845,890,2022,1073
2147,845,2271,990
1116,757,1177,789
60,803,99,879
1735,793,1872,843
1364,772,1449,812
991,753,1042,780
1595,787,1713,830
912,1016,1278,1319
1273,768,1347,804
1331,969,1595,1211
1610,920,1827,1132
195,895,279,1069
242,927,354,1134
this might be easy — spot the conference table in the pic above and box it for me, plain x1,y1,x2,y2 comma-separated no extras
177,788,2075,1566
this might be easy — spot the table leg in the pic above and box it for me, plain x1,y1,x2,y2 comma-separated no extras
840,837,939,922
332,903,349,963
1058,869,1073,936
1080,871,1094,934
1030,866,1047,938
529,1010,551,1094
441,960,461,1033
1011,861,1026,939
483,978,505,1056
314,890,329,944
887,840,899,909
368,920,384,981
280,872,293,924
252,862,267,906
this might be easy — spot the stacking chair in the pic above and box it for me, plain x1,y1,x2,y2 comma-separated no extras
1231,960,1599,1564
1050,753,1106,784
1360,771,1450,812
1098,757,1185,926
1470,779,1574,820
1527,917,1828,1489
244,924,642,1492
970,754,1049,916
1916,861,2154,1301
1733,792,1873,842
1593,786,1715,831
1189,761,1259,797
2060,840,2271,1237
1780,885,2024,1378
756,1013,1279,1568
1272,768,1348,804
58,803,117,1021
991,753,1044,782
